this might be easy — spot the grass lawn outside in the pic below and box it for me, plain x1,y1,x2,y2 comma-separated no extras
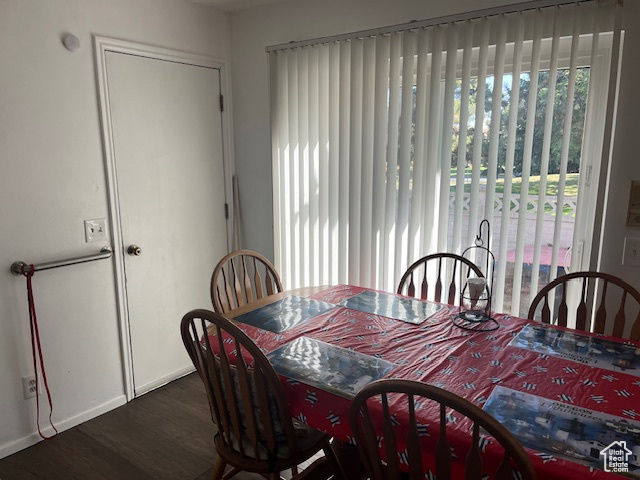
493,173,579,197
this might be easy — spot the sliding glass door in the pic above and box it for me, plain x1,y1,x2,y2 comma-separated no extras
270,0,620,317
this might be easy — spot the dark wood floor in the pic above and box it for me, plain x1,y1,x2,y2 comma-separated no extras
0,373,268,480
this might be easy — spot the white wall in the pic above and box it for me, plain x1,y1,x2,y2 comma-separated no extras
229,0,640,292
0,0,229,457
600,0,640,292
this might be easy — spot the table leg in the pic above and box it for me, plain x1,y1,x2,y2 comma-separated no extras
331,440,366,480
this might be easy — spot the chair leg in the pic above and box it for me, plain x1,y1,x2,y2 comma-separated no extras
323,443,348,480
211,458,227,480
259,473,283,480
222,467,241,480
328,438,369,480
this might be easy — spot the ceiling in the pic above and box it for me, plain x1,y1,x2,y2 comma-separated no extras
190,0,289,12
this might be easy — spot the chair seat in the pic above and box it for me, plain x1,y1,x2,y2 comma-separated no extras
222,420,329,461
284,421,329,457
216,423,331,473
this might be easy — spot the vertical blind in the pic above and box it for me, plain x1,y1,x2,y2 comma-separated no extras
270,0,620,315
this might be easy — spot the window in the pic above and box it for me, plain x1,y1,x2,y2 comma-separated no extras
269,0,621,317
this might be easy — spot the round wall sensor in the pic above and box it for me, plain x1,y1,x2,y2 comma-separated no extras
62,34,80,52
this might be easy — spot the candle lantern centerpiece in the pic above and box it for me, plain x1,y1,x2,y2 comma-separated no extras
453,220,499,331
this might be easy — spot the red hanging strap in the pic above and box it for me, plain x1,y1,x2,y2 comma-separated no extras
21,264,58,440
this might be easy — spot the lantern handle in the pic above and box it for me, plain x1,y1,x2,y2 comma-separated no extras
475,219,490,247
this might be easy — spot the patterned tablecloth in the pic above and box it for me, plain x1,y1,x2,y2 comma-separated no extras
227,285,640,479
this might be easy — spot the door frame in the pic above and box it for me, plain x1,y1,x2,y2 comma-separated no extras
94,36,234,400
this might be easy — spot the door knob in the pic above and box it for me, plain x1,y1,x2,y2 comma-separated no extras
127,245,142,256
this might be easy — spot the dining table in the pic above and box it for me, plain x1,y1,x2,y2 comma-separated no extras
224,284,640,479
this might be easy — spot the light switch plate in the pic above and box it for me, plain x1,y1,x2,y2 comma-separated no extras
623,237,640,267
84,219,107,243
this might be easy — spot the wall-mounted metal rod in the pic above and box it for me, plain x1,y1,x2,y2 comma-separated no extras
10,247,113,275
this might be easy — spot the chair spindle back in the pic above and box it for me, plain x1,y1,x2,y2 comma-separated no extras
349,379,536,480
397,253,483,304
211,250,284,314
181,309,299,464
528,271,640,340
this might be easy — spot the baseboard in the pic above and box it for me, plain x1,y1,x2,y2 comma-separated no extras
134,365,195,397
0,394,127,460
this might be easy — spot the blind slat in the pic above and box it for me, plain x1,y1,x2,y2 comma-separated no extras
546,7,582,317
338,42,351,283
467,21,490,252
327,43,339,284
308,46,319,286
298,49,309,286
288,51,300,288
395,31,417,283
452,20,474,256
529,8,562,303
511,13,544,315
382,33,402,292
570,7,601,276
372,35,391,288
424,26,444,256
408,28,430,263
439,25,458,255
348,40,364,285
483,17,507,250
270,51,282,280
494,13,525,312
318,45,329,283
279,52,290,286
360,37,376,285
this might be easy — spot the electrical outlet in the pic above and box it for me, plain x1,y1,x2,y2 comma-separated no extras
84,218,107,243
623,237,640,267
22,375,40,399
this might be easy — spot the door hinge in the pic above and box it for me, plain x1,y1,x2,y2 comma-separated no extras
224,203,229,219
219,94,224,112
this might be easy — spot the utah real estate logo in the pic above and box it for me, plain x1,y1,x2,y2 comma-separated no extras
600,441,632,473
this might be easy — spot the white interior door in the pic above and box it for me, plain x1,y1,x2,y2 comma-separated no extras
105,51,228,395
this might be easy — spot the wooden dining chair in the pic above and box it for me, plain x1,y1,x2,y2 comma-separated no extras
211,249,284,314
349,379,536,480
397,253,483,304
528,271,640,340
181,309,345,480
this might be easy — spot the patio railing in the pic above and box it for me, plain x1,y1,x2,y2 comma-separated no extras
450,192,577,220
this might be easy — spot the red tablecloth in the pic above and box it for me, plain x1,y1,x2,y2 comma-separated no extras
231,285,640,479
